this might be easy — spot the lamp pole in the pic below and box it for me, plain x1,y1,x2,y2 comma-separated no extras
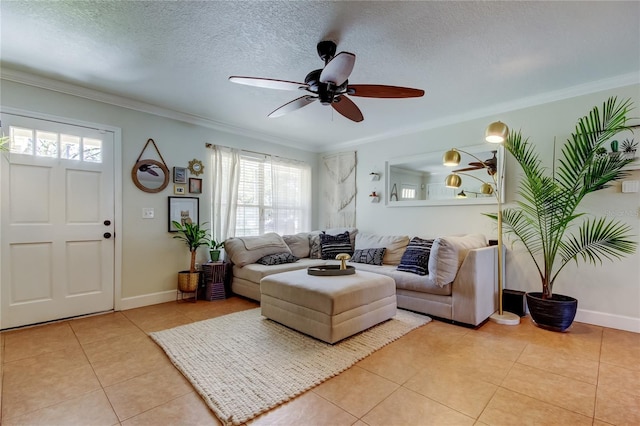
443,146,519,325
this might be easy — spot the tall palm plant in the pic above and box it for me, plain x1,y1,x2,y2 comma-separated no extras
489,97,637,299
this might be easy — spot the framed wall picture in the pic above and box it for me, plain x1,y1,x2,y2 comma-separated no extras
174,184,186,195
173,166,187,184
189,178,202,194
168,196,199,232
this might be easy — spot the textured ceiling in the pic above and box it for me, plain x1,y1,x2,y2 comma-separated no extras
1,1,639,152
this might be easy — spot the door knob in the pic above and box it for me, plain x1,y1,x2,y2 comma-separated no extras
103,232,112,239
104,220,111,226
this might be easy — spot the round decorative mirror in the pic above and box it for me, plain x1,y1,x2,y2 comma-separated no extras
188,158,204,176
132,159,169,193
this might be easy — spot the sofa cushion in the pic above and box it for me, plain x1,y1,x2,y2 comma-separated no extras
350,248,386,266
355,233,410,265
397,237,435,276
256,252,299,265
428,233,487,287
350,262,450,296
282,233,310,258
233,258,327,283
320,231,354,260
224,233,291,267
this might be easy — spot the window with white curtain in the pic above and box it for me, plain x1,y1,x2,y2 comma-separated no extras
215,149,311,238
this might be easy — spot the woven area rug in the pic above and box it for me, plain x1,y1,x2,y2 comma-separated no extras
150,308,430,425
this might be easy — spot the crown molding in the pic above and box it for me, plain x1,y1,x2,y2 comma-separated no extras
329,72,640,152
2,67,637,154
0,68,310,150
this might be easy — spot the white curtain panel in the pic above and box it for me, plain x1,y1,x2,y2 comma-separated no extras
322,151,357,228
211,145,240,240
271,156,312,235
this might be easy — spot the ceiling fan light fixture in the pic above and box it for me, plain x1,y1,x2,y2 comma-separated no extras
457,190,467,198
445,173,462,188
485,121,509,143
320,52,356,86
443,149,461,166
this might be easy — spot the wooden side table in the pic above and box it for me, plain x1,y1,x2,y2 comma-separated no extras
201,261,229,300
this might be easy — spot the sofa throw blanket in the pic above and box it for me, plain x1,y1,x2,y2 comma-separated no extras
239,233,285,250
322,151,357,228
225,233,291,267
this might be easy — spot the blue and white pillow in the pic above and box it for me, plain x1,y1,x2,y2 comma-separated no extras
350,248,386,266
256,252,299,265
319,231,353,260
397,237,434,275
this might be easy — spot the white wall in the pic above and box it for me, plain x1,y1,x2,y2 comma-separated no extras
0,80,320,304
343,84,640,331
3,78,638,330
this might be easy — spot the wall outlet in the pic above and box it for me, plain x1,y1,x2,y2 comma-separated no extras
142,208,154,219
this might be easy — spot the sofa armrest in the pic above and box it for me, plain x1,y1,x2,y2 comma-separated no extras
451,246,498,326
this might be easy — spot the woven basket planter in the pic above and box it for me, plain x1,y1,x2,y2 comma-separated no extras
178,271,200,292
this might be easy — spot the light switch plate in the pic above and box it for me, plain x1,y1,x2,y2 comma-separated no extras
621,180,639,193
142,208,154,219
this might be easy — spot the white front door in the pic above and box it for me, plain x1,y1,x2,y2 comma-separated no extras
1,113,115,329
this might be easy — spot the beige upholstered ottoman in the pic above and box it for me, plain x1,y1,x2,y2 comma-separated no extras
260,268,397,343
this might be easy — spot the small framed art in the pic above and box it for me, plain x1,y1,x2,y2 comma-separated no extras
173,166,187,183
168,196,199,232
174,184,186,195
189,178,202,194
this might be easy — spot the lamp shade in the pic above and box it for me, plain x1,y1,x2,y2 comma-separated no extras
480,182,494,195
485,121,509,143
445,174,462,188
443,149,461,166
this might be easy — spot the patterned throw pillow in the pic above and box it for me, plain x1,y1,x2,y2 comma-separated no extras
256,252,299,265
397,237,435,275
350,248,386,266
319,231,354,260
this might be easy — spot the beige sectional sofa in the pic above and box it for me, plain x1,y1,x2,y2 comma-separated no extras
223,229,498,327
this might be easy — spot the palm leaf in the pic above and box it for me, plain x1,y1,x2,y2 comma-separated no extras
490,96,637,297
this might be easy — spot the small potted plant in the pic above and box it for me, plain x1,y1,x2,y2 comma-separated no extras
621,137,638,160
171,221,210,293
209,238,225,262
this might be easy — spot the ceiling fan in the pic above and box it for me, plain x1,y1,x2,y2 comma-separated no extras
229,40,425,123
454,150,498,175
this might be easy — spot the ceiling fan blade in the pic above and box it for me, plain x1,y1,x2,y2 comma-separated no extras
332,95,364,123
229,76,309,91
320,52,356,86
468,162,485,167
268,96,317,118
454,166,483,173
347,84,425,98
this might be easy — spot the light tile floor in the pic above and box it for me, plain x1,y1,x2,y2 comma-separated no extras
1,297,638,425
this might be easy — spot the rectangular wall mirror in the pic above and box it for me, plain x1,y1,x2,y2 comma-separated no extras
385,144,505,207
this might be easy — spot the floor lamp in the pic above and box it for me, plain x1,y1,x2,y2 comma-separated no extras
443,122,520,325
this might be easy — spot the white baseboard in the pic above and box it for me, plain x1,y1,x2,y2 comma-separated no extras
575,308,640,333
119,290,178,311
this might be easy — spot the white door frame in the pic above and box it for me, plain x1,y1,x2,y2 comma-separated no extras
0,106,123,329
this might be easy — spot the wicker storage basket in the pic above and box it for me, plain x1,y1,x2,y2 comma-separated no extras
178,271,199,292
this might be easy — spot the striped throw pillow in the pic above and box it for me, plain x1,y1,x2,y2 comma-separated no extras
319,231,353,260
397,237,434,275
